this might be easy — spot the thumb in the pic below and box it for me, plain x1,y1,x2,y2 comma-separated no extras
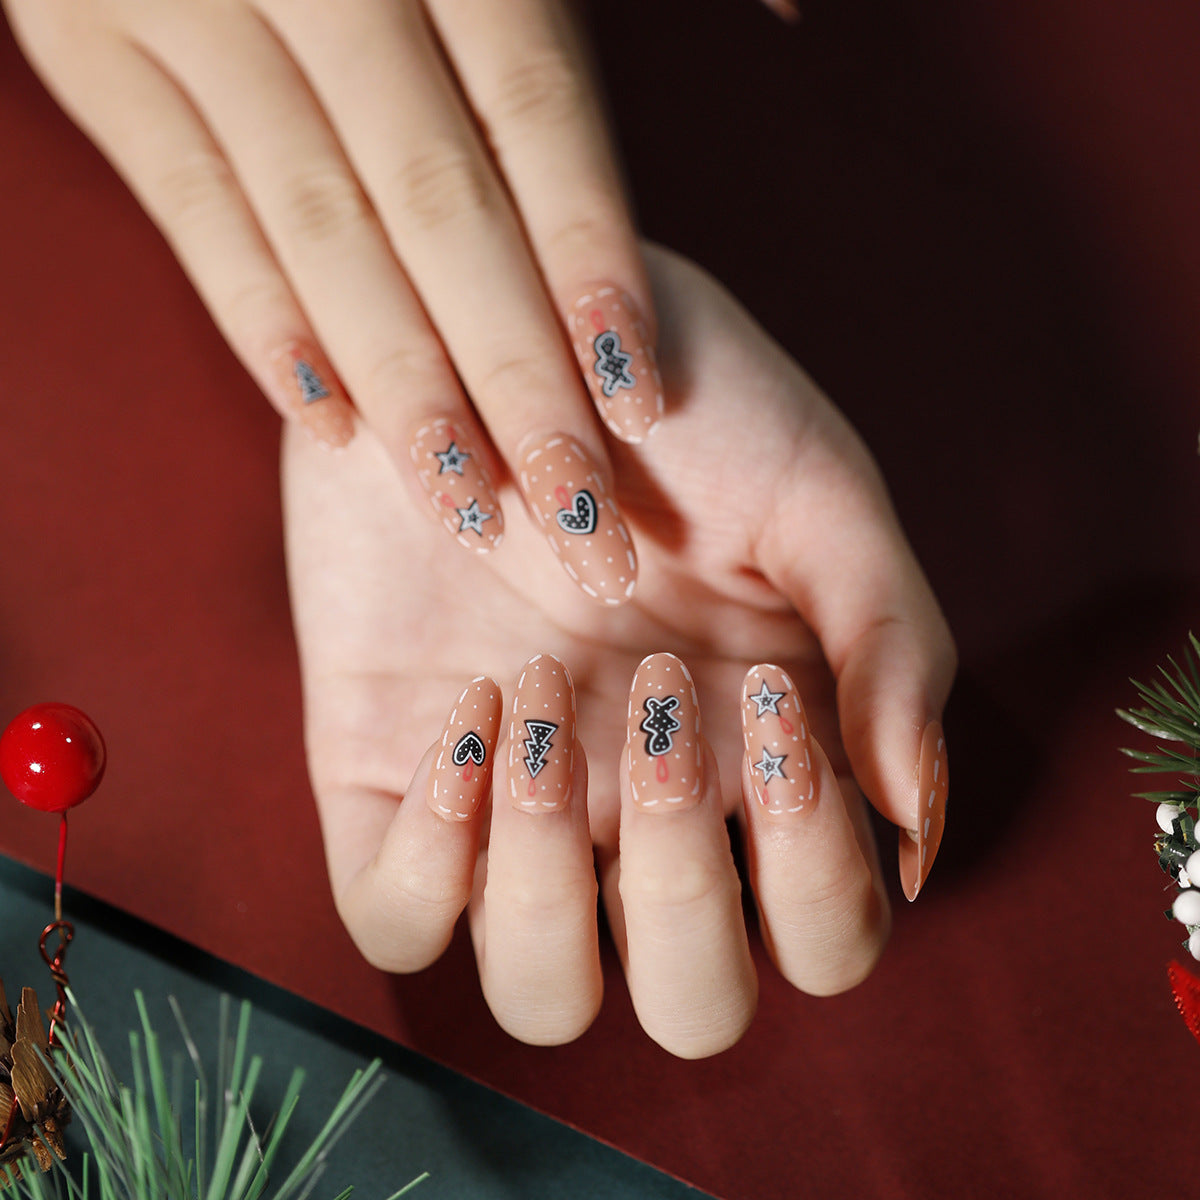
760,445,956,900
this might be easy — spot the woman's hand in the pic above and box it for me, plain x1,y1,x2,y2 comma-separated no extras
5,0,667,604
283,244,956,1057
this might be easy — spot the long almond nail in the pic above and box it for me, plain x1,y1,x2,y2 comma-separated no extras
409,416,504,552
269,340,355,449
626,653,702,812
899,721,949,901
508,654,575,814
569,288,663,444
426,676,503,821
518,434,637,605
741,665,814,816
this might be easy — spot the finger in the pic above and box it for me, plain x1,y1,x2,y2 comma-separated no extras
759,429,957,900
740,665,890,994
322,676,503,973
616,653,756,1059
471,654,602,1045
427,0,664,443
254,1,639,602
37,30,357,450
129,7,512,554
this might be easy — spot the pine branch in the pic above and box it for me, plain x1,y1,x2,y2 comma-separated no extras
1119,635,1200,803
0,994,425,1200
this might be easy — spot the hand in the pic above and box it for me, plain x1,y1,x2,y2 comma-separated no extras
5,0,666,604
283,244,956,1057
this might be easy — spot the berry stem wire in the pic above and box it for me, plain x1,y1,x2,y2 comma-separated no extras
54,815,67,925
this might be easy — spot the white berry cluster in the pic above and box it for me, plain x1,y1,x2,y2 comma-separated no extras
1161,801,1200,959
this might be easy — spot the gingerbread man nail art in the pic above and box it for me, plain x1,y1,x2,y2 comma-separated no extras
626,653,702,812
569,288,664,444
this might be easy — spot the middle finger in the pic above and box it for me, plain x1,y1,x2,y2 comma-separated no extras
259,0,638,604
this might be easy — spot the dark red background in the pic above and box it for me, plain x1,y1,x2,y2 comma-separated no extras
2,3,1197,1196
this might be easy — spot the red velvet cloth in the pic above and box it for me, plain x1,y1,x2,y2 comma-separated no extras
2,4,1196,1196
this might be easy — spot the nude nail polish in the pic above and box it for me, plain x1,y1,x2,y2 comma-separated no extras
517,434,637,606
508,654,575,814
409,416,504,552
899,721,949,901
426,676,503,821
626,653,702,812
269,340,355,449
740,665,814,816
568,288,663,444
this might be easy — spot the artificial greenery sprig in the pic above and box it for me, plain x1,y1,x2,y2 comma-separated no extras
1119,631,1200,798
1119,632,1200,954
0,992,427,1200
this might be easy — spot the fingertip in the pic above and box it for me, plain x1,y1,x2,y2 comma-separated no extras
898,720,949,901
835,614,955,840
267,339,356,450
425,675,503,821
515,432,638,606
740,663,815,817
566,284,664,444
331,676,506,975
406,413,506,554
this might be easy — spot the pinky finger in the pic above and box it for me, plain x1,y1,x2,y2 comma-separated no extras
740,665,890,996
60,38,356,448
333,676,503,973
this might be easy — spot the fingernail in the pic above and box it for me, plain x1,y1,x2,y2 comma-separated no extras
740,664,814,815
427,676,503,821
626,653,702,812
899,721,949,901
517,434,637,605
569,288,663,444
508,654,575,814
269,340,355,449
409,416,504,552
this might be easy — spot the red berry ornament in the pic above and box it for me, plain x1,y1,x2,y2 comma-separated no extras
0,703,106,812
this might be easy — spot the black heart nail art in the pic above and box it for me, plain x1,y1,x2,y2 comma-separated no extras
555,489,598,536
452,730,487,767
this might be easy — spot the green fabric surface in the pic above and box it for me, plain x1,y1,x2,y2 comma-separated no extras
0,855,710,1199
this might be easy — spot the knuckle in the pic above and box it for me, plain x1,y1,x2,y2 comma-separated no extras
389,142,494,231
488,50,586,135
278,165,373,244
220,276,293,335
544,208,623,266
149,148,239,231
802,856,878,925
358,343,449,404
493,870,598,926
381,857,469,920
475,353,549,406
619,855,739,917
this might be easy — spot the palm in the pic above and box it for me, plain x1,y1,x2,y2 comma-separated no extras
284,246,912,863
